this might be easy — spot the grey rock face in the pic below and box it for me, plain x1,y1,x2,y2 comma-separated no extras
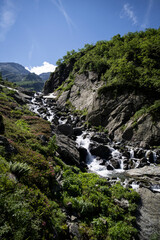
43,65,160,147
137,188,160,240
55,134,80,167
57,124,73,136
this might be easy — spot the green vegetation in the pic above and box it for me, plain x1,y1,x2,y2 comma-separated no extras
132,99,160,123
56,28,160,94
0,77,140,239
65,100,88,117
56,72,75,96
62,170,139,240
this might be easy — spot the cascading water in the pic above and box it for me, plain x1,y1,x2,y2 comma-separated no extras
28,92,160,191
76,131,126,178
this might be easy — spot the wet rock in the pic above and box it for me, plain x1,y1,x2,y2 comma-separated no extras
73,127,83,136
106,164,114,170
123,150,130,159
156,156,160,164
56,134,80,167
89,143,111,159
125,166,160,186
52,116,59,125
138,157,150,168
57,124,73,137
37,107,46,114
90,132,110,144
128,158,137,169
146,150,155,163
78,146,88,162
135,148,145,158
109,158,120,169
123,159,128,170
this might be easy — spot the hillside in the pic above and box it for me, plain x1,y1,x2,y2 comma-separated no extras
0,62,44,91
1,28,160,240
0,74,141,239
39,72,51,81
44,28,160,148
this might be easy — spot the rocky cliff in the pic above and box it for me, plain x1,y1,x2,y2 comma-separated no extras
43,29,160,148
43,68,160,148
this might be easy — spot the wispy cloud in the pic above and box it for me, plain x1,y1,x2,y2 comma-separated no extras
26,61,56,75
28,44,35,62
141,0,153,29
120,3,138,25
51,0,75,31
0,0,17,41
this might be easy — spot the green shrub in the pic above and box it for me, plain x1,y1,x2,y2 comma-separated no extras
108,221,137,240
9,161,30,180
15,119,30,132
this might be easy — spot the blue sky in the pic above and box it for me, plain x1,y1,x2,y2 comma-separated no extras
0,0,160,74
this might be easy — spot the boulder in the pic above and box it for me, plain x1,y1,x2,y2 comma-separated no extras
57,124,73,137
89,143,111,159
146,150,155,163
55,134,80,167
77,146,88,162
123,159,128,170
136,187,160,240
106,164,114,171
138,157,150,168
109,158,120,169
135,148,145,158
73,127,83,136
90,132,110,144
125,166,160,186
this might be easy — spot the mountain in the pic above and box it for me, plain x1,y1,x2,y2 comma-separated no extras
44,28,160,148
39,72,51,81
0,62,44,91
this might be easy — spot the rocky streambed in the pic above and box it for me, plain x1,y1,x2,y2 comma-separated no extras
29,92,160,240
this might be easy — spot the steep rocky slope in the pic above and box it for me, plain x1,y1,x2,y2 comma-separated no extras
44,71,160,148
43,29,160,148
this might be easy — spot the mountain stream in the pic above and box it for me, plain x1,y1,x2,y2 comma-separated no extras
28,92,160,192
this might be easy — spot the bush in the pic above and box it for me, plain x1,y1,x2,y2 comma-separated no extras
9,161,30,180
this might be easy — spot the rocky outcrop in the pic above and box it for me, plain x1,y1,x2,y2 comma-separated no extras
122,114,160,148
43,60,75,95
55,134,81,167
137,188,160,240
125,166,160,186
43,65,160,147
87,89,160,147
57,71,101,111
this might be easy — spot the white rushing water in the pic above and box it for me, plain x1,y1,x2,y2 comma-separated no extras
76,132,125,178
29,93,159,191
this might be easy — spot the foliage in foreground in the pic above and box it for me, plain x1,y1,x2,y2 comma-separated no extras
0,63,140,239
